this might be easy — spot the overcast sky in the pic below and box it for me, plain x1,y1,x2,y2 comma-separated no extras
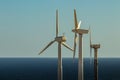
0,0,120,58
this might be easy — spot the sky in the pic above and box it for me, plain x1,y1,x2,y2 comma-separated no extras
0,0,120,58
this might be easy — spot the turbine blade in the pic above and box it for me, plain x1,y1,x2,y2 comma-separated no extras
90,47,92,65
62,42,73,51
89,26,92,45
56,9,58,37
39,40,56,55
74,9,78,29
73,33,77,62
89,26,92,64
77,20,81,29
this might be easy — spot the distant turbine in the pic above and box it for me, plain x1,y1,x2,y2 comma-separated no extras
72,9,88,80
39,10,73,80
89,27,100,80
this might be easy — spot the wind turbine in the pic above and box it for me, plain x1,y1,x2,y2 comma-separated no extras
89,27,100,80
72,9,88,80
39,10,73,80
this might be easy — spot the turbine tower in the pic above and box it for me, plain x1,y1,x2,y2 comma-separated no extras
72,9,88,80
89,27,100,80
39,10,73,80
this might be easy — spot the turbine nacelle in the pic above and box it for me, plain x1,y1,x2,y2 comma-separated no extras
91,44,100,49
72,29,88,34
55,36,66,42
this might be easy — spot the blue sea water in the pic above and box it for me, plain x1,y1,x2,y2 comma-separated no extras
0,58,120,80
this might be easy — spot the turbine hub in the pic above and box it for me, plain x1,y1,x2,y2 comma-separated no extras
55,36,66,42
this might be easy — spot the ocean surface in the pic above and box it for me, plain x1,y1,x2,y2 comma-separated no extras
0,58,120,80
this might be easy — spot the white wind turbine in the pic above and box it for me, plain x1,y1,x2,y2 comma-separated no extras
72,9,88,80
39,10,73,80
89,27,100,80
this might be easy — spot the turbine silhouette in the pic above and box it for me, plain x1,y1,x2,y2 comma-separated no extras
72,9,88,80
89,27,100,80
39,10,73,80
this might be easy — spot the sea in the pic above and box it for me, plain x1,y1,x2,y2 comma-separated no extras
0,58,120,80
